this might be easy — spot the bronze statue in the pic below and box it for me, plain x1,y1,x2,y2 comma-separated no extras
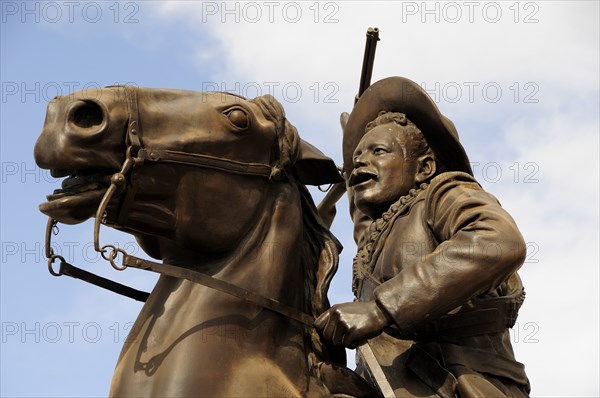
33,86,378,397
315,76,530,397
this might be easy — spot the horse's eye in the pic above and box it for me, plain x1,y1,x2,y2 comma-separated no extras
224,108,250,130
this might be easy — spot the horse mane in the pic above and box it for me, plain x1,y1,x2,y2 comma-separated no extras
250,94,340,318
297,184,341,316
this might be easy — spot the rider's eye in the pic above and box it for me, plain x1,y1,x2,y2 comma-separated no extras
224,107,250,130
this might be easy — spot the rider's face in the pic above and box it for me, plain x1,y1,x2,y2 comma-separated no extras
349,124,419,219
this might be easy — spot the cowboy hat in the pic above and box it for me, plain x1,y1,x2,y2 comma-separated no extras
342,76,473,177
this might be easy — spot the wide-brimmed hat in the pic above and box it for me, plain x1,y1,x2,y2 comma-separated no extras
342,76,473,177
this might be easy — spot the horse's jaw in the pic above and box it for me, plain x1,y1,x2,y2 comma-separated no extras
39,170,118,224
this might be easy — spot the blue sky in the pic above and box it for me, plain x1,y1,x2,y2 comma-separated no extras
1,1,599,397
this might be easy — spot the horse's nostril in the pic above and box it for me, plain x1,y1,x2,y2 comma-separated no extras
69,100,104,129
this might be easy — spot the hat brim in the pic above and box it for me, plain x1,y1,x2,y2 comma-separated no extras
343,76,473,177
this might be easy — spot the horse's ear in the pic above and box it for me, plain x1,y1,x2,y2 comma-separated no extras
294,140,344,186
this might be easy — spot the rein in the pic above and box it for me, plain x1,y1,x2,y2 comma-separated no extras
44,85,313,327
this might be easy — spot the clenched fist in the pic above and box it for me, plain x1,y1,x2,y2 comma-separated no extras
314,300,392,348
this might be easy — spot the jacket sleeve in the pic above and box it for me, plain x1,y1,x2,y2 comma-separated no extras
373,172,526,333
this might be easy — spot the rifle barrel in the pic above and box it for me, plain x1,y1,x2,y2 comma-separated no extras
357,27,380,102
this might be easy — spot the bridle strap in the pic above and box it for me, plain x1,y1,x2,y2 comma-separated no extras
46,217,149,302
124,86,142,153
122,85,272,179
137,149,273,178
51,256,150,302
123,255,314,327
46,214,313,326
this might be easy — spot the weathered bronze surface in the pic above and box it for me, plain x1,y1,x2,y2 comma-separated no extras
34,74,531,398
34,86,377,397
315,76,530,397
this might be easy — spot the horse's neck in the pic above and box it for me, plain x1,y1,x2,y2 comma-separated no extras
136,182,308,363
112,184,320,397
160,182,305,310
218,183,305,308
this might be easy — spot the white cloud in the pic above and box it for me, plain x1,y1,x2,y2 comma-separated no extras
147,2,599,88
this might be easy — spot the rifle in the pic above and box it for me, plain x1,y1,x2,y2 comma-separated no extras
317,28,380,228
356,27,380,104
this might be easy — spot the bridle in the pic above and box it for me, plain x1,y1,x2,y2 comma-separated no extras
44,85,313,326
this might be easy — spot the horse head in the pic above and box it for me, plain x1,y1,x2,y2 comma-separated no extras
35,86,339,258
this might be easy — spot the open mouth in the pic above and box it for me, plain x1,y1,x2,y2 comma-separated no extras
39,169,116,224
45,170,113,200
47,170,113,200
349,170,377,187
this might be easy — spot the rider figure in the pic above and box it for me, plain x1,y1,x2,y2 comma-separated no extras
315,77,530,398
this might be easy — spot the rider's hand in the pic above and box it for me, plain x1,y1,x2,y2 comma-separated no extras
314,300,393,348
